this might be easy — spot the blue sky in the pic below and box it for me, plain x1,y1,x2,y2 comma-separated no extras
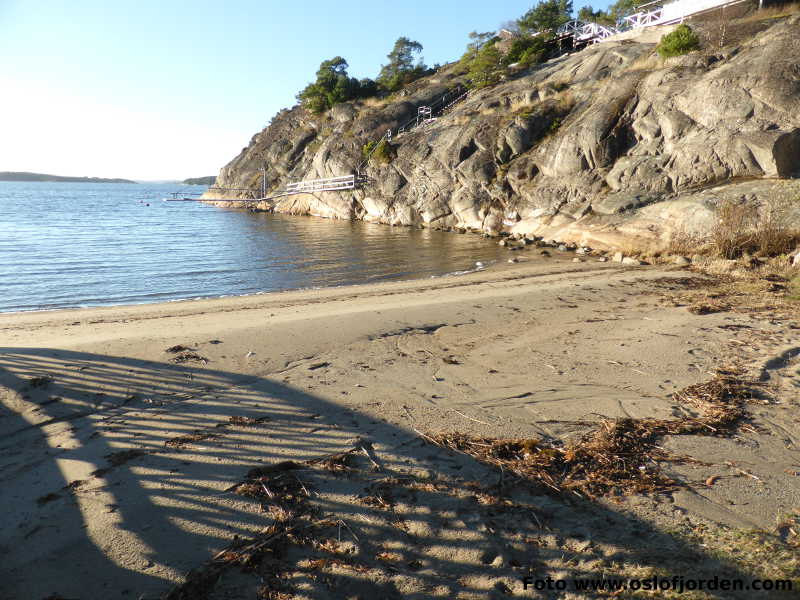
1,0,610,180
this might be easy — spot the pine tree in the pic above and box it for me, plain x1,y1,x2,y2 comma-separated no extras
376,37,426,93
517,0,574,34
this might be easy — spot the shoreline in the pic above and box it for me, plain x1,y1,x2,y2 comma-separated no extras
0,257,609,335
0,255,496,318
2,258,799,598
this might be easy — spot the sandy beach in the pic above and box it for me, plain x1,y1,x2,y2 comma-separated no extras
2,257,799,599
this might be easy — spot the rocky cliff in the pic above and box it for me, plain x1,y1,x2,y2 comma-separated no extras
205,16,800,250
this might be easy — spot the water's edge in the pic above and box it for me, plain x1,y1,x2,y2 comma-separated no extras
0,182,509,313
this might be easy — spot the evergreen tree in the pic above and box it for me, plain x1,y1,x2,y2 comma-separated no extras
503,35,548,66
574,2,648,28
577,5,615,26
457,32,506,88
467,43,504,88
297,57,375,114
517,0,574,34
376,37,427,92
607,0,646,24
460,31,497,64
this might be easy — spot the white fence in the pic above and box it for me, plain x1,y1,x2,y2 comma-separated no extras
283,174,360,195
557,20,619,42
624,0,749,29
623,7,665,29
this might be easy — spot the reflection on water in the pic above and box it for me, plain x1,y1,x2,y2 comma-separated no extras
0,182,509,312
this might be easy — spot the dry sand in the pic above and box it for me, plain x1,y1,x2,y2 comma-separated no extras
1,256,799,599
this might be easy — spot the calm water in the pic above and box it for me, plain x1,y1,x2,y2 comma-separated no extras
0,182,509,313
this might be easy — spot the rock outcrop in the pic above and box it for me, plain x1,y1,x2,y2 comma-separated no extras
205,16,800,249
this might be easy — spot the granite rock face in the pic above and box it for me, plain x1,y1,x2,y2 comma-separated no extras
207,17,800,249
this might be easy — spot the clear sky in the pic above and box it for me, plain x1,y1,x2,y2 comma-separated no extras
1,0,609,181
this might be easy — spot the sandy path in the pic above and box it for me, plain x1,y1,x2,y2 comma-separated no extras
1,259,798,599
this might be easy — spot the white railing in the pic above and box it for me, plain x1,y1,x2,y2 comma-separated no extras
623,0,748,29
522,0,749,48
579,22,619,41
557,20,620,44
623,8,665,29
441,90,470,114
283,174,360,194
557,20,585,37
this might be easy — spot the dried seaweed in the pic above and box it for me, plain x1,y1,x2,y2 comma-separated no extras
105,449,146,466
246,461,303,478
423,371,754,498
164,443,381,600
36,492,59,505
305,438,383,473
162,563,224,600
359,480,396,509
307,449,360,473
234,471,309,513
165,430,220,448
169,352,208,364
28,376,51,388
165,344,194,353
229,415,271,426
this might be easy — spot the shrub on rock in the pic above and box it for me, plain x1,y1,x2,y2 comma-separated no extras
657,24,700,58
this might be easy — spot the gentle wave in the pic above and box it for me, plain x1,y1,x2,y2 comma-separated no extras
0,182,508,313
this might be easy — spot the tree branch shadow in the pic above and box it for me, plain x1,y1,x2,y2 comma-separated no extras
0,347,789,600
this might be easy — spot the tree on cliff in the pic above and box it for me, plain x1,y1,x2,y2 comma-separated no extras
517,0,574,34
608,0,641,20
459,32,503,88
459,27,548,89
504,35,549,66
376,37,427,92
580,0,645,26
577,5,615,26
297,57,376,114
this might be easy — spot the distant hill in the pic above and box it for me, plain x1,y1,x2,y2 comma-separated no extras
182,176,216,185
0,171,136,184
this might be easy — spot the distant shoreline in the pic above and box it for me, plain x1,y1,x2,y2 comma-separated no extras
182,176,215,185
0,171,136,184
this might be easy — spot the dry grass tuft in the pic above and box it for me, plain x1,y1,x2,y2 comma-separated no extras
358,96,391,109
618,237,662,260
552,89,576,113
737,2,800,23
712,197,800,259
687,300,730,314
666,225,704,257
680,521,800,589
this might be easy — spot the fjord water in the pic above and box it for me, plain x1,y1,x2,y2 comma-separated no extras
0,182,509,313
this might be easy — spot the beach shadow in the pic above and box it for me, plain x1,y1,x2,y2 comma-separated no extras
0,347,788,599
